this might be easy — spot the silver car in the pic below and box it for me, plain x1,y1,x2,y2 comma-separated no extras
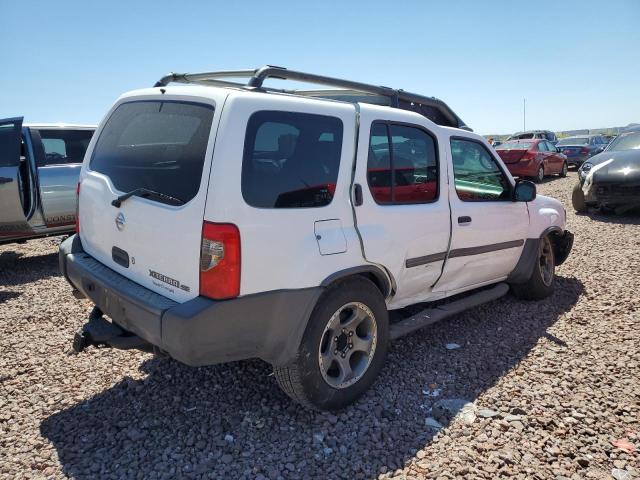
0,117,95,244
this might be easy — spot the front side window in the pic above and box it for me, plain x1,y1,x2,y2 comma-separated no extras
242,111,343,209
537,141,548,151
451,138,511,202
37,129,94,166
366,122,438,204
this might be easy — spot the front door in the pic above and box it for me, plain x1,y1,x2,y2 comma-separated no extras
354,110,451,309
30,128,93,228
0,117,33,241
434,137,528,294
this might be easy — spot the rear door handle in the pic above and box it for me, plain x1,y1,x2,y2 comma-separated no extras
353,183,363,206
458,216,472,225
0,177,13,185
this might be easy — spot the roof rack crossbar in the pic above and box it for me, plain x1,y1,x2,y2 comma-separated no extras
153,65,469,130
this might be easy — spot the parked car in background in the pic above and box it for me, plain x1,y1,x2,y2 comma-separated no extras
572,130,640,213
556,134,608,167
495,139,568,183
59,65,572,410
507,130,558,144
0,117,95,244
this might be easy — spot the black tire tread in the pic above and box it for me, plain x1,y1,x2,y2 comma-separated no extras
511,237,555,301
273,277,388,410
572,183,587,212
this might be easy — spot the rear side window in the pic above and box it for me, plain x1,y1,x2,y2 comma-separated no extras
537,141,548,151
90,101,214,205
367,122,438,204
242,111,343,208
451,138,511,201
37,129,94,166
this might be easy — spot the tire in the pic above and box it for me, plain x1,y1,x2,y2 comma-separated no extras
534,165,544,184
572,183,587,213
274,277,389,410
559,162,568,178
511,235,555,301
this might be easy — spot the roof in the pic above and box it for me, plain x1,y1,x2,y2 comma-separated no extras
25,123,96,129
152,65,471,131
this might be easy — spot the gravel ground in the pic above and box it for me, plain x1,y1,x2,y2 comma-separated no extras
1,171,638,480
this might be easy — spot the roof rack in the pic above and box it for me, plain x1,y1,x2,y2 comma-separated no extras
154,65,471,131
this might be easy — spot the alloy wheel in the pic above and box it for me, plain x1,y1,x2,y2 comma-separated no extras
539,236,554,287
318,302,378,389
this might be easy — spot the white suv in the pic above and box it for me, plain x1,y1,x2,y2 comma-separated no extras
60,66,573,410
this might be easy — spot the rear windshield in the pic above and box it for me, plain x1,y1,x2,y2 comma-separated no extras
90,101,214,205
510,133,534,139
496,141,533,150
557,137,588,146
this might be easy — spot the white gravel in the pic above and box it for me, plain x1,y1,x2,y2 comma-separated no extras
1,171,638,479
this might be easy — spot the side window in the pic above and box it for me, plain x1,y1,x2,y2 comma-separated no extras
366,122,438,204
37,129,94,166
537,141,547,151
242,111,343,209
450,138,511,202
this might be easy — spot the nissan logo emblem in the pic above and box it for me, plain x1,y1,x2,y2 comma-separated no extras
115,212,126,231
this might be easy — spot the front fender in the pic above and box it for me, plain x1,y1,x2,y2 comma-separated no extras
526,194,566,237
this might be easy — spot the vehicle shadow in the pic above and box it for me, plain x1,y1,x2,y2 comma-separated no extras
578,208,640,225
0,250,60,286
41,276,584,479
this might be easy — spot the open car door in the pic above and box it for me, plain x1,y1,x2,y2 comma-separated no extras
0,117,34,241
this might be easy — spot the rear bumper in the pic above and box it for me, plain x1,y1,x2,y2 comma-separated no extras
59,235,322,367
505,162,538,177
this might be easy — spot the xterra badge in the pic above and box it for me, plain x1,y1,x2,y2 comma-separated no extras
149,270,190,292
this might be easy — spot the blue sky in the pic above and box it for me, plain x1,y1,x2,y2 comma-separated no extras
1,0,638,134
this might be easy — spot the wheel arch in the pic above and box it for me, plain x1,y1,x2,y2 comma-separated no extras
321,265,393,299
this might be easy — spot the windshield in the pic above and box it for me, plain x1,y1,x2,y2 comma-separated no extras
509,133,534,140
496,141,533,150
558,137,588,146
90,101,214,205
606,132,640,152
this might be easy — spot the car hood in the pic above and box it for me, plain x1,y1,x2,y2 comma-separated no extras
587,150,640,182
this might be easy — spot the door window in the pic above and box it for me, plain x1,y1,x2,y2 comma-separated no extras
537,141,548,151
37,130,94,166
366,122,438,204
450,138,511,201
242,111,343,209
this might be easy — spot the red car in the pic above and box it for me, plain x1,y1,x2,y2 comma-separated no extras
495,139,568,183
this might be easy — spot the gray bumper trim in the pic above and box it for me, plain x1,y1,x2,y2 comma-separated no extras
59,235,323,367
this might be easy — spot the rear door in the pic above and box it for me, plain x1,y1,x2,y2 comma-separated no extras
353,108,451,308
434,136,528,294
31,128,94,229
79,94,225,302
0,117,32,240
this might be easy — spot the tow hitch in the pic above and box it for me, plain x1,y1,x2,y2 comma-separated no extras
72,307,152,353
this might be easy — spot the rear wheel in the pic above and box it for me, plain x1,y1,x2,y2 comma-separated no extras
572,183,587,213
559,162,568,177
534,165,544,183
511,235,555,300
274,277,389,410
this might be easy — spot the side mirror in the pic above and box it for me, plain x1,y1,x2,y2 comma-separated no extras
556,147,562,153
513,180,536,202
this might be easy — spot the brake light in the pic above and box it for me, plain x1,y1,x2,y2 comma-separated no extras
580,147,590,155
199,222,241,299
75,182,80,233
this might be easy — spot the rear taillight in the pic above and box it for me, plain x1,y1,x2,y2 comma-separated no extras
199,222,241,299
580,147,590,155
75,182,80,233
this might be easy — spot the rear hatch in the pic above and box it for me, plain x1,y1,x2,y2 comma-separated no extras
79,95,222,302
495,141,532,164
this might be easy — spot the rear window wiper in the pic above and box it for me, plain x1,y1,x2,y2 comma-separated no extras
111,188,185,207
